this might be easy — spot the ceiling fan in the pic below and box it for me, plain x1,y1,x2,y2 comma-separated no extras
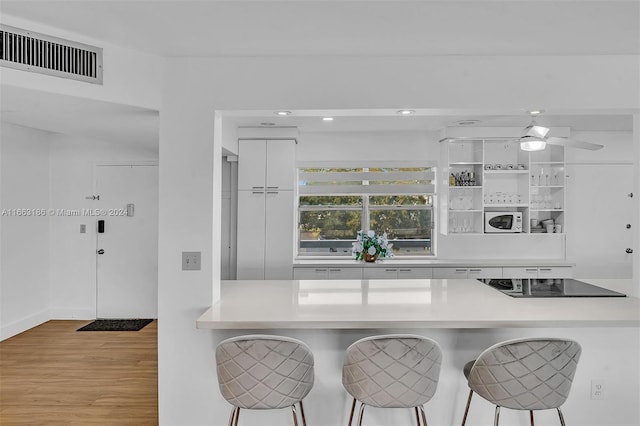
518,111,603,152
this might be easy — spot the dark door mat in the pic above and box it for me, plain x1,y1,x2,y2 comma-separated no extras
77,319,154,331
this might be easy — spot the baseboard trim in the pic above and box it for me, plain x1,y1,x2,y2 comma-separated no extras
50,308,94,320
0,309,50,341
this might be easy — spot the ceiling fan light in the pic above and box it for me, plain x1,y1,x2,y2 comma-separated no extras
520,138,547,151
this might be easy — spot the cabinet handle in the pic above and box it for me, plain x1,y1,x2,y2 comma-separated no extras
251,191,264,195
329,269,341,272
266,186,279,189
525,268,537,272
315,269,327,272
469,269,481,272
252,186,265,190
385,269,398,272
399,269,411,272
455,269,467,272
266,191,278,194
540,268,552,271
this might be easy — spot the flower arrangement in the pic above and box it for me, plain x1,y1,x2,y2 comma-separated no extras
352,230,393,262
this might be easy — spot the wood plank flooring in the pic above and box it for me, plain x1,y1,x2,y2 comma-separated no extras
0,320,158,425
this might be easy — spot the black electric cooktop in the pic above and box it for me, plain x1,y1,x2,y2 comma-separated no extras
478,278,627,298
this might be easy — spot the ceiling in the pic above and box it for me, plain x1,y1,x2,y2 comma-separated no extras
1,1,638,57
0,1,638,144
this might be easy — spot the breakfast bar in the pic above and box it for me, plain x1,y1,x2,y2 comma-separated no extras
197,279,639,426
197,278,639,329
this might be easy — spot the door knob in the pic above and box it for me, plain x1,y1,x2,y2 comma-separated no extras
97,249,105,255
626,248,633,254
626,224,632,229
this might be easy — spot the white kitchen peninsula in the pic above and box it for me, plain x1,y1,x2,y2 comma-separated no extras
197,279,638,329
197,279,639,426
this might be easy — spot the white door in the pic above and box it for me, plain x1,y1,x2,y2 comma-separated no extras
95,165,158,318
566,164,633,278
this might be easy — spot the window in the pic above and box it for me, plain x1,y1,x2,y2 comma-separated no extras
297,165,435,256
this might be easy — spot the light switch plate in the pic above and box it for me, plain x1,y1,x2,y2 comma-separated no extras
182,251,201,271
80,224,86,233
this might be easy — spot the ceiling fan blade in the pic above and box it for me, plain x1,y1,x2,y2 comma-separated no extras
546,136,603,151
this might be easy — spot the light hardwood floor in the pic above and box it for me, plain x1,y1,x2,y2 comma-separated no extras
0,320,158,425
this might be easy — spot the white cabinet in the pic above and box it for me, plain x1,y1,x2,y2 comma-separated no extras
467,267,502,279
294,267,362,280
433,267,501,279
237,139,295,279
398,267,433,279
502,266,573,279
433,267,470,279
328,268,363,280
364,267,433,279
294,267,330,280
238,139,295,190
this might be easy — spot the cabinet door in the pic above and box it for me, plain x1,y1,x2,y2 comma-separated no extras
502,267,539,278
328,268,363,280
236,191,266,279
538,267,573,279
264,191,294,280
467,267,502,279
398,268,433,279
433,267,468,279
266,140,296,190
238,140,267,190
293,267,328,280
363,268,398,279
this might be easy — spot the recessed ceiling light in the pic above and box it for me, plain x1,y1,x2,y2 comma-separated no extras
260,122,276,126
397,109,415,115
527,109,544,116
322,117,334,121
455,120,480,126
275,111,291,116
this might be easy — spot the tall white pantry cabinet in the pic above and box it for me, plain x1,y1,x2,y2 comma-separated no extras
236,139,296,279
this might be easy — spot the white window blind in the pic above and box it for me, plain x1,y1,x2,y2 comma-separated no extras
298,167,435,196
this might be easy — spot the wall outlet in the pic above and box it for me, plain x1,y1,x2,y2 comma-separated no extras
182,251,201,271
80,224,86,233
591,380,605,400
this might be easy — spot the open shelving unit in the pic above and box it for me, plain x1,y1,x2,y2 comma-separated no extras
440,138,565,235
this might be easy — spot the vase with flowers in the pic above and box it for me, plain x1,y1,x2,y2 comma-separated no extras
352,230,394,262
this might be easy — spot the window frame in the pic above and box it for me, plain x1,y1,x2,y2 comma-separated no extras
296,162,436,258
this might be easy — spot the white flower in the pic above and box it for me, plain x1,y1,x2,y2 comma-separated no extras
367,230,375,237
367,246,377,255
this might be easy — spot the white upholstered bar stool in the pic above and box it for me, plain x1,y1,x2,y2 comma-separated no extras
460,337,582,426
215,335,315,426
342,335,442,426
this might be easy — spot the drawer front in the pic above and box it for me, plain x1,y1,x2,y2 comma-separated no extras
293,267,328,280
397,267,433,279
433,267,468,279
538,267,573,278
467,267,502,279
328,268,363,280
363,268,398,279
502,267,539,278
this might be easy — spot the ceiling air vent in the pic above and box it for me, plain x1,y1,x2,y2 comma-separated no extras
0,24,103,84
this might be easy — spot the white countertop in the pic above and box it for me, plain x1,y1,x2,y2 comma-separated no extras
293,258,575,267
196,278,639,330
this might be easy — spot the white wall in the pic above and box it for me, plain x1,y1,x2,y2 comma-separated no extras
0,124,51,339
159,54,640,425
48,135,158,319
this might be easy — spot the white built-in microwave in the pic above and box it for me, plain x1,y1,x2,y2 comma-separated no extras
485,211,522,233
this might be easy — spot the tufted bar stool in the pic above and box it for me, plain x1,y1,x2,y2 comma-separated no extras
215,335,315,426
460,337,582,426
342,334,442,426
